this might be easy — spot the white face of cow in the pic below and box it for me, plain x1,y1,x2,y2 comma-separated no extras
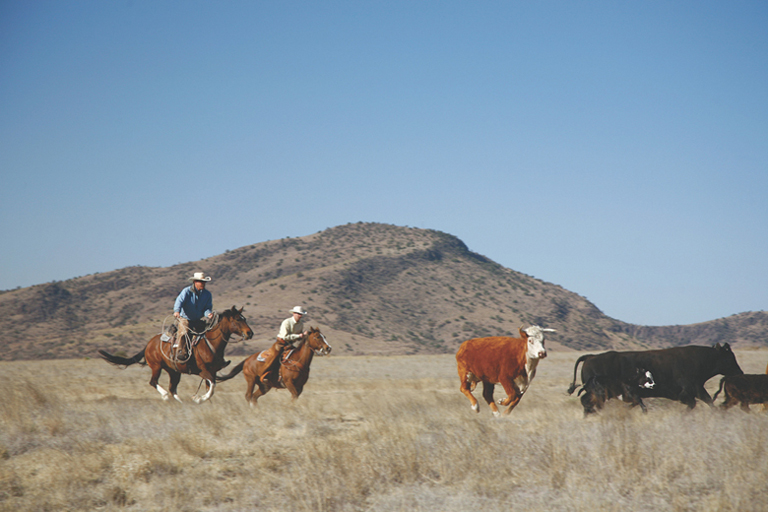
524,325,554,360
641,370,655,389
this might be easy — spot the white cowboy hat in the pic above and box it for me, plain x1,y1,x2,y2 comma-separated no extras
189,271,212,282
289,306,307,315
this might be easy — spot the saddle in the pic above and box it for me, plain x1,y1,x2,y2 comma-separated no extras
256,347,295,363
160,320,206,346
258,346,300,386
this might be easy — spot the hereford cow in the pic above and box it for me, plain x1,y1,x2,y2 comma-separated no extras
712,374,768,412
578,367,655,415
456,325,556,416
567,343,743,410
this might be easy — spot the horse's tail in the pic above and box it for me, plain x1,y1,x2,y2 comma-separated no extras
217,360,245,382
712,376,727,402
98,348,146,367
567,354,595,395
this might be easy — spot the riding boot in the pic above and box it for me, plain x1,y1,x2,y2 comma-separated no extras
172,336,186,361
260,345,280,384
213,353,231,369
261,358,280,384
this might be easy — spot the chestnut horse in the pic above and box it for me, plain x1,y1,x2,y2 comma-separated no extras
98,306,253,403
218,327,331,406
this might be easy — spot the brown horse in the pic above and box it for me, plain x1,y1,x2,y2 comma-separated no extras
99,306,253,403
218,327,331,406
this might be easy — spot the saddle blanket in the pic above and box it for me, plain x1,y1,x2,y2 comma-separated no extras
256,349,295,363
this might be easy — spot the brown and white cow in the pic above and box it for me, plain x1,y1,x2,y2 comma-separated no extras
713,374,768,412
456,325,555,416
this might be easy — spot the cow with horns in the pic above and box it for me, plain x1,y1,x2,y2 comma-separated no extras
456,325,556,416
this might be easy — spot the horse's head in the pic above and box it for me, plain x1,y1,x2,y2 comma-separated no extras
306,327,331,356
220,306,254,340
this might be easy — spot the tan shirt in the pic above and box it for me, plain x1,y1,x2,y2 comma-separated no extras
278,316,305,344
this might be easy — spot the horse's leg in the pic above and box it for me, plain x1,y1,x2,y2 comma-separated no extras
246,374,268,408
192,370,215,404
168,369,183,403
148,362,171,401
251,381,267,408
244,372,256,405
283,375,301,400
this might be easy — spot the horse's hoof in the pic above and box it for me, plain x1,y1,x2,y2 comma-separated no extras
471,403,479,413
492,410,501,418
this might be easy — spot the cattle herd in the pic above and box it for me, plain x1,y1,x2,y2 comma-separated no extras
456,325,768,416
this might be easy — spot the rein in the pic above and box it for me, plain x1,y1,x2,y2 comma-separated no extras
281,336,320,375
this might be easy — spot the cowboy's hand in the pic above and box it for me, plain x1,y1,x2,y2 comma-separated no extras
174,312,181,318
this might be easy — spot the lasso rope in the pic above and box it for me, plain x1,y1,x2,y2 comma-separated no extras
161,311,222,369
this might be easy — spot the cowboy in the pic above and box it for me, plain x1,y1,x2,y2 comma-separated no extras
261,306,309,383
172,271,214,359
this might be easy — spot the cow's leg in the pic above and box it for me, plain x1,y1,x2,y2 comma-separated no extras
482,381,500,416
696,386,715,407
497,377,523,415
678,383,699,409
458,368,480,413
740,402,751,413
721,392,737,410
580,391,598,416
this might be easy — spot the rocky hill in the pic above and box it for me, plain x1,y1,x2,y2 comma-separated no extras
1,222,766,361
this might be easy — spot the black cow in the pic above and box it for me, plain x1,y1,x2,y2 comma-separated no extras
577,366,655,415
712,374,768,412
567,343,743,410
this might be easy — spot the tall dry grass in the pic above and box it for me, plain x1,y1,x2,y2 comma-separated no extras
1,350,767,511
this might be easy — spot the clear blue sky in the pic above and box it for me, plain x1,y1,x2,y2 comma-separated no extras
1,1,766,327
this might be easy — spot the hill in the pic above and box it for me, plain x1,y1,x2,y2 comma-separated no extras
1,222,766,361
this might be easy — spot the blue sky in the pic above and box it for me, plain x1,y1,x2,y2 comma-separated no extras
1,1,766,327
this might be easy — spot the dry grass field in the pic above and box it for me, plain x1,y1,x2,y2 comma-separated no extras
1,348,767,511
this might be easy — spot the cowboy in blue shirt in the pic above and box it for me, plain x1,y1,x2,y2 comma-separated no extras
173,271,214,358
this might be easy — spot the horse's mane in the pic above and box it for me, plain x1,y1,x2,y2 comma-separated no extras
207,306,243,330
219,306,243,320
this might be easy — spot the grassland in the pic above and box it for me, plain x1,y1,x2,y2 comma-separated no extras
1,349,767,511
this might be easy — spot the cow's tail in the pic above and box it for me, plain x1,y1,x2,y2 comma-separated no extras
98,348,146,367
567,354,595,395
217,360,245,382
712,376,726,402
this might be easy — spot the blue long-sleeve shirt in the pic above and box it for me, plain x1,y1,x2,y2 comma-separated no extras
173,285,213,320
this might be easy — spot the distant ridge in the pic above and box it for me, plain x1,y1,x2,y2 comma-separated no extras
1,222,766,361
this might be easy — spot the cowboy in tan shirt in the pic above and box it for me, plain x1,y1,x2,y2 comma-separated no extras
261,306,309,383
